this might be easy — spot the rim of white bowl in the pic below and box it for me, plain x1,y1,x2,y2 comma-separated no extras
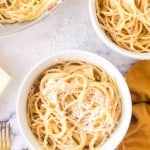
89,0,150,60
17,50,132,150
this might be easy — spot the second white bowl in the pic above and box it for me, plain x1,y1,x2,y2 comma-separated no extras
89,0,150,60
17,50,132,150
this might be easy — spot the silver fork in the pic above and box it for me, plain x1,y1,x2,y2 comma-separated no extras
0,122,11,150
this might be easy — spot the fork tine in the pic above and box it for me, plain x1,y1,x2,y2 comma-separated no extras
1,122,4,148
4,122,6,148
8,123,11,148
3,122,5,148
0,123,2,147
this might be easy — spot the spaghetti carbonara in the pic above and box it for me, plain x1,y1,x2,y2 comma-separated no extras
27,61,121,150
0,0,59,26
96,0,150,53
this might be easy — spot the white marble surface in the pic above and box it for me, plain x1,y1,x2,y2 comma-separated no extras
0,0,135,149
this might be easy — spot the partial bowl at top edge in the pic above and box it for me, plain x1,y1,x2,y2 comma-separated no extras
0,0,65,36
89,0,150,60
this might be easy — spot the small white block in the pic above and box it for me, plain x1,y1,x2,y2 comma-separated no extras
0,67,11,96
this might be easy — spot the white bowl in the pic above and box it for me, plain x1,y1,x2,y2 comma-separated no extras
89,0,150,60
17,50,132,150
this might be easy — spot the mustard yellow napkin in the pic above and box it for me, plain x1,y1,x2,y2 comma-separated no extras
125,60,150,103
117,60,150,150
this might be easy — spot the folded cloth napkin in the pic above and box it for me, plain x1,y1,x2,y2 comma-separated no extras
126,60,150,103
117,60,150,150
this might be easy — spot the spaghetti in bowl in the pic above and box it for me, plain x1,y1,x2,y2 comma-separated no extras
17,50,132,150
0,0,64,36
89,0,150,59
